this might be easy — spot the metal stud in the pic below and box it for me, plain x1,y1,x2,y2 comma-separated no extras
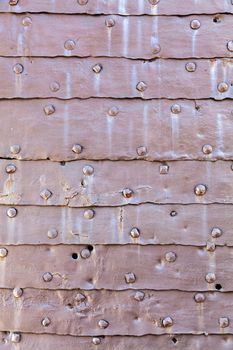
75,292,86,302
22,16,32,26
10,144,21,154
92,64,102,73
83,165,94,176
136,81,147,92
83,209,95,219
10,332,21,343
152,44,161,54
219,317,229,328
105,18,115,27
50,81,60,92
185,62,197,72
130,227,140,239
13,63,24,74
211,227,222,238
44,104,55,116
9,0,19,5
190,19,201,30
134,291,145,301
40,189,52,200
217,82,229,93
80,248,91,259
72,144,83,154
47,228,58,239
7,207,17,218
108,106,119,116
77,0,88,4
202,144,213,155
98,319,109,329
194,184,207,196
162,316,173,327
206,241,216,252
164,251,177,263
160,165,169,174
0,248,8,258
43,272,53,282
5,164,17,174
171,104,181,114
227,40,233,52
170,210,177,217
205,272,216,283
92,337,101,345
122,188,134,198
41,317,51,327
137,146,148,156
125,272,136,284
149,0,160,4
64,39,76,51
13,287,23,298
194,293,206,303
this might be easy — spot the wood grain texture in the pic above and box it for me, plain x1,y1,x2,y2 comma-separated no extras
1,98,233,161
0,14,232,59
1,160,233,206
0,289,233,335
1,57,233,99
1,204,233,246
0,245,231,290
2,0,233,15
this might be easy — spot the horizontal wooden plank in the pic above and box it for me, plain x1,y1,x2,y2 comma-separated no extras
0,245,231,290
1,57,233,99
1,160,233,206
1,289,233,335
0,14,232,59
1,98,233,161
2,204,233,246
2,0,233,15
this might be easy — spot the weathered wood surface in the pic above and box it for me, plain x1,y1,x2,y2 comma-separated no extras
2,160,233,206
0,245,231,290
0,14,233,59
2,98,233,161
2,0,233,15
2,57,233,99
2,204,233,246
0,289,233,335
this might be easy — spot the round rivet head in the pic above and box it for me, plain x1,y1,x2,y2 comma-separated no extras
125,272,136,284
149,0,160,4
43,272,53,282
98,319,109,329
40,189,52,200
152,44,161,54
137,146,148,156
9,0,19,5
194,293,206,303
83,209,95,219
108,106,119,116
185,62,197,72
13,63,24,74
92,64,102,73
170,210,177,217
202,144,213,155
227,40,233,52
10,144,21,154
13,287,23,298
22,16,32,26
217,82,229,93
136,81,147,92
194,184,207,196
64,39,76,51
7,207,17,218
77,0,88,4
130,227,140,239
122,188,134,198
190,19,201,30
5,164,17,174
219,317,229,328
92,337,101,345
134,291,145,301
44,104,55,116
80,248,91,259
72,144,83,154
75,292,86,302
206,241,216,252
165,251,177,263
83,165,94,176
211,227,222,238
160,164,169,174
205,272,216,283
10,333,21,343
0,248,8,258
105,18,115,27
162,316,173,327
50,81,60,92
171,104,181,114
47,228,58,239
41,317,51,327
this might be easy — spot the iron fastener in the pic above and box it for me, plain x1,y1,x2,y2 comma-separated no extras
125,272,136,284
83,209,95,219
7,207,17,218
44,104,55,116
40,189,52,200
75,292,86,302
162,316,173,327
47,228,58,239
5,164,17,174
13,287,23,298
136,81,147,92
217,82,229,93
152,44,161,54
190,19,201,30
80,248,92,259
72,144,83,154
171,104,181,114
194,293,206,303
22,16,32,26
13,64,24,74
10,333,21,343
185,62,197,72
160,165,169,174
205,272,216,283
202,144,213,155
137,146,148,156
227,40,233,52
0,248,8,258
98,319,109,329
92,337,101,345
43,272,53,282
77,0,88,4
194,184,207,196
41,317,51,327
219,317,229,328
134,291,145,301
164,251,177,263
206,241,216,252
108,106,119,116
211,227,222,238
149,0,160,4
130,227,140,239
64,39,76,51
83,165,94,176
122,188,134,198
105,18,115,27
10,144,21,154
50,81,60,92
92,64,102,73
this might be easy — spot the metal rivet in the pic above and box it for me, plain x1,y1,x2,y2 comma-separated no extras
80,248,91,259
217,82,229,93
134,291,145,301
105,18,115,27
50,81,60,92
136,81,147,92
77,0,88,4
130,227,140,239
165,251,177,263
108,106,119,116
13,63,24,74
40,189,52,200
83,209,95,219
170,210,177,217
10,333,21,343
219,317,229,328
122,188,134,198
98,319,109,329
205,272,216,283
22,16,32,26
152,44,161,54
9,0,19,5
0,248,8,258
44,104,55,116
125,272,136,284
83,165,94,176
64,39,76,51
211,227,222,238
190,19,201,30
162,316,173,327
75,293,86,302
72,144,83,154
194,293,206,303
202,144,213,155
7,207,17,218
227,40,233,52
92,64,102,73
137,146,148,156
171,104,181,114
206,241,216,252
92,337,101,345
13,287,23,298
41,317,51,327
5,164,17,174
185,62,197,72
43,272,53,282
47,228,58,239
10,144,21,154
160,165,169,174
149,0,160,4
194,184,207,196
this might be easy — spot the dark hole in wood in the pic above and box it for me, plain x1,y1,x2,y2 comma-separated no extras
72,253,78,260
